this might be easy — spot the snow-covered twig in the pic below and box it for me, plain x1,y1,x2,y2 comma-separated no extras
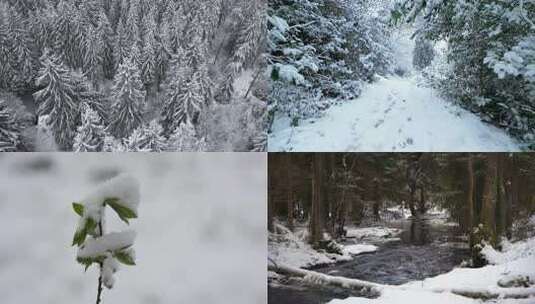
71,174,140,304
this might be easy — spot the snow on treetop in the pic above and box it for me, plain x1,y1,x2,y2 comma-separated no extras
82,174,141,216
78,231,136,258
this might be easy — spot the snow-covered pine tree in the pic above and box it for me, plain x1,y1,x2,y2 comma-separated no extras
229,0,265,74
167,121,207,152
161,37,212,134
83,26,104,88
125,0,141,49
153,33,169,92
53,1,85,69
0,98,22,152
73,71,110,125
102,134,126,152
33,49,80,150
72,174,140,304
125,120,166,152
0,3,18,90
108,54,146,139
113,17,130,71
96,10,115,80
140,10,157,92
8,7,36,91
73,103,106,152
251,131,267,152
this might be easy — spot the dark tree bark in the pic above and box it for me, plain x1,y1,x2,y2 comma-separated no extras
286,155,294,231
467,154,475,236
309,154,323,246
373,179,380,221
268,158,274,232
406,153,422,217
418,186,426,214
481,154,498,245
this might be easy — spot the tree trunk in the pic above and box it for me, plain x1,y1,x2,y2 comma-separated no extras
309,154,323,246
481,154,498,245
406,154,422,218
268,160,274,232
373,180,380,221
467,154,474,241
418,186,426,214
495,154,507,241
286,155,294,231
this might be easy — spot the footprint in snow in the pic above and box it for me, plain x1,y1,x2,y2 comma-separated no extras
398,137,414,148
374,119,385,128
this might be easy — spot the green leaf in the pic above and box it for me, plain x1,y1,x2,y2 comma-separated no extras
77,256,105,271
72,202,84,216
114,250,136,266
72,217,97,246
72,229,86,247
105,198,137,224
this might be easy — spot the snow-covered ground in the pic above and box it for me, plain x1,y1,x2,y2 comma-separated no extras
346,226,402,242
269,224,352,268
269,75,520,152
0,153,266,304
269,224,398,269
268,28,521,152
327,236,535,304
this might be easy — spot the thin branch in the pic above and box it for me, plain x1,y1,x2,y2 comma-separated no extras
96,221,103,304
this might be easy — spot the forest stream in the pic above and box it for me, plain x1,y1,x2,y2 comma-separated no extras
268,217,470,304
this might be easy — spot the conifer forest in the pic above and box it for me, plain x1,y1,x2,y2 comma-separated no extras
0,0,267,152
268,153,535,304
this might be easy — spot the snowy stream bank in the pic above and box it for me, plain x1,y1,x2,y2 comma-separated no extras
268,218,471,304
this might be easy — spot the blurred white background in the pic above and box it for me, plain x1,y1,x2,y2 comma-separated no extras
0,153,266,304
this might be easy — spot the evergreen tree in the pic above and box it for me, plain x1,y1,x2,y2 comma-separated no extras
53,1,85,69
153,34,169,92
161,46,211,133
83,26,104,87
0,98,22,152
140,11,157,92
167,121,207,151
96,10,115,79
33,49,80,150
125,120,166,152
9,8,36,90
0,3,17,90
230,1,265,74
114,16,130,70
73,103,106,152
108,54,146,138
102,134,126,152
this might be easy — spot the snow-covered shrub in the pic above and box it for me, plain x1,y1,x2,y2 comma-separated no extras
72,174,140,303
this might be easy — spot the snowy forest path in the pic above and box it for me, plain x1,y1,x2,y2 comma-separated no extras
269,75,521,152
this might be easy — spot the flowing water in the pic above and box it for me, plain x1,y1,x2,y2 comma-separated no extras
268,218,470,304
